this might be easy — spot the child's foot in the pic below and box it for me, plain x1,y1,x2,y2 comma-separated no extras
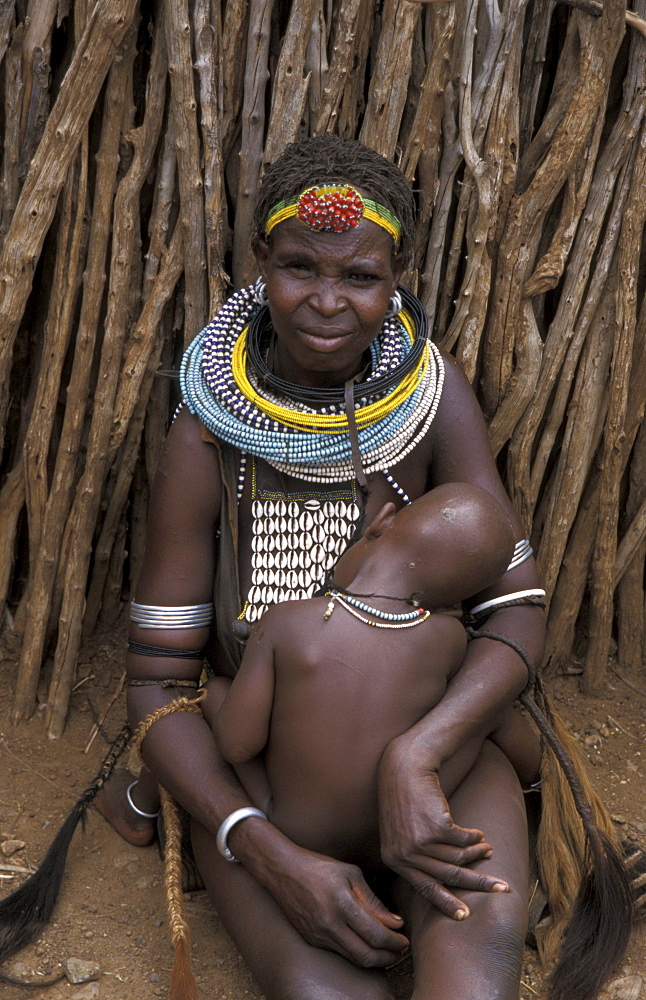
93,769,159,847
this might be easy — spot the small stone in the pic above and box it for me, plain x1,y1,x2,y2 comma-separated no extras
584,734,602,748
135,875,157,889
599,724,611,737
149,973,160,982
65,958,101,984
612,814,627,825
71,985,99,1000
112,852,139,870
1,839,26,856
608,974,643,1000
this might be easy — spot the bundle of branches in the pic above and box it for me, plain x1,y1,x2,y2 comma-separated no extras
0,0,644,736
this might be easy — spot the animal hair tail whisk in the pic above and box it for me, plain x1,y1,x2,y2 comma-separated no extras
521,678,634,1000
468,627,635,1000
0,723,131,970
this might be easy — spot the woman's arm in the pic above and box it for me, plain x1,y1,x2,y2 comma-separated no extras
378,353,546,913
214,624,276,763
130,409,409,966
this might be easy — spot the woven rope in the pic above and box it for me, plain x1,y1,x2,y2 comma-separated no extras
132,690,206,763
132,693,206,1000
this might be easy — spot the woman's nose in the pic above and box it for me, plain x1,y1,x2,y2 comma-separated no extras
310,279,347,316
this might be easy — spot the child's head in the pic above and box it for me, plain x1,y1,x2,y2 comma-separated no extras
335,483,515,607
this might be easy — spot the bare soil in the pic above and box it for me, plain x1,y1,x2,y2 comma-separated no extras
0,622,644,1000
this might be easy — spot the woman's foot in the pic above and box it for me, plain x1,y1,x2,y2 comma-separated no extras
93,768,159,847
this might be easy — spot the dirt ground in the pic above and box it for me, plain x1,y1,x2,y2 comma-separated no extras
0,620,644,1000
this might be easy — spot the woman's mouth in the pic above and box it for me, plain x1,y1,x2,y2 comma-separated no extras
297,327,354,349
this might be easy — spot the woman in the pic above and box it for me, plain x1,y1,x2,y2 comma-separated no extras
99,135,546,999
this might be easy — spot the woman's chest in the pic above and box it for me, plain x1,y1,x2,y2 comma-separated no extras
235,448,433,621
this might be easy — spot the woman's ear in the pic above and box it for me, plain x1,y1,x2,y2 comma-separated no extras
253,238,271,280
364,502,397,540
391,253,404,289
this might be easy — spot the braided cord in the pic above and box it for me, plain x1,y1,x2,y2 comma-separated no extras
132,691,207,763
465,626,595,829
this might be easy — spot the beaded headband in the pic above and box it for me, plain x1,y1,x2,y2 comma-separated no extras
264,184,402,248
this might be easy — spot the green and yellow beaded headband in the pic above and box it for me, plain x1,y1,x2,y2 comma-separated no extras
264,184,402,249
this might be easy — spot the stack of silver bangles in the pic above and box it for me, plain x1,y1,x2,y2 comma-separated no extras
507,539,533,572
130,602,214,629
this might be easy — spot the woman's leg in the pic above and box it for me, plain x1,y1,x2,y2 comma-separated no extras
395,740,529,1000
191,817,395,1000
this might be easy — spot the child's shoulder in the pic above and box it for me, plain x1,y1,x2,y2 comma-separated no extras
254,596,324,633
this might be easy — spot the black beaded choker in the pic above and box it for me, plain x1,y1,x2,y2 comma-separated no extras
245,286,428,407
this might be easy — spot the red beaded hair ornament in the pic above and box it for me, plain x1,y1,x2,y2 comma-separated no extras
297,185,364,233
264,184,402,247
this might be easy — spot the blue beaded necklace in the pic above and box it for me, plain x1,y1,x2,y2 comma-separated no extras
180,284,444,484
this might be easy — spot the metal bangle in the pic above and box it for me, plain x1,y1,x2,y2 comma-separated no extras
126,780,160,819
130,602,214,629
468,588,546,618
216,807,268,863
506,539,533,572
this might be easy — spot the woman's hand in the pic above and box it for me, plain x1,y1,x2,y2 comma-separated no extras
242,831,410,966
377,738,509,919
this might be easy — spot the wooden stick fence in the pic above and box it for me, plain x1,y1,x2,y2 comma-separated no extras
0,0,644,735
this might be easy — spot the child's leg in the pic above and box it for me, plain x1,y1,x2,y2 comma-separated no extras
394,741,528,1000
202,677,272,813
490,704,542,789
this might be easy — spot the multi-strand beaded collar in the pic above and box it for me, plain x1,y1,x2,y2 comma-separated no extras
180,284,444,484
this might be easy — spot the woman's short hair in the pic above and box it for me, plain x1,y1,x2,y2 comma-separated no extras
252,135,416,265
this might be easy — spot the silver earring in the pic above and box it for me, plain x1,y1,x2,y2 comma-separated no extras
385,290,402,318
253,278,269,307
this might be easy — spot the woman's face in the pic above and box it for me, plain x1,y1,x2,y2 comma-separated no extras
254,217,402,388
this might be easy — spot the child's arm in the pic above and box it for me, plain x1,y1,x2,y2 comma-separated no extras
214,620,276,764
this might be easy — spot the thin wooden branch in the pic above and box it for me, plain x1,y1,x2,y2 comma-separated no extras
536,273,616,602
336,0,375,138
481,0,625,416
21,146,87,600
400,4,455,181
221,0,249,161
0,21,25,245
11,37,135,723
583,123,646,691
617,399,646,673
314,0,363,134
0,0,16,71
231,0,273,288
506,93,644,528
164,0,208,343
85,228,184,631
193,0,228,314
264,0,318,163
45,18,159,739
615,497,646,586
359,0,421,158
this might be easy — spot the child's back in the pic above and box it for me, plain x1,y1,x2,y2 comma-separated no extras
214,483,515,867
223,594,466,867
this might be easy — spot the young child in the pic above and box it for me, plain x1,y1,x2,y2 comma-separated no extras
205,482,540,868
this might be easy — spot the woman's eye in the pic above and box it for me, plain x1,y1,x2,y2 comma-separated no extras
349,272,379,284
285,262,311,275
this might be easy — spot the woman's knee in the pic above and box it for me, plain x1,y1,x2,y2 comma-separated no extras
467,886,527,977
